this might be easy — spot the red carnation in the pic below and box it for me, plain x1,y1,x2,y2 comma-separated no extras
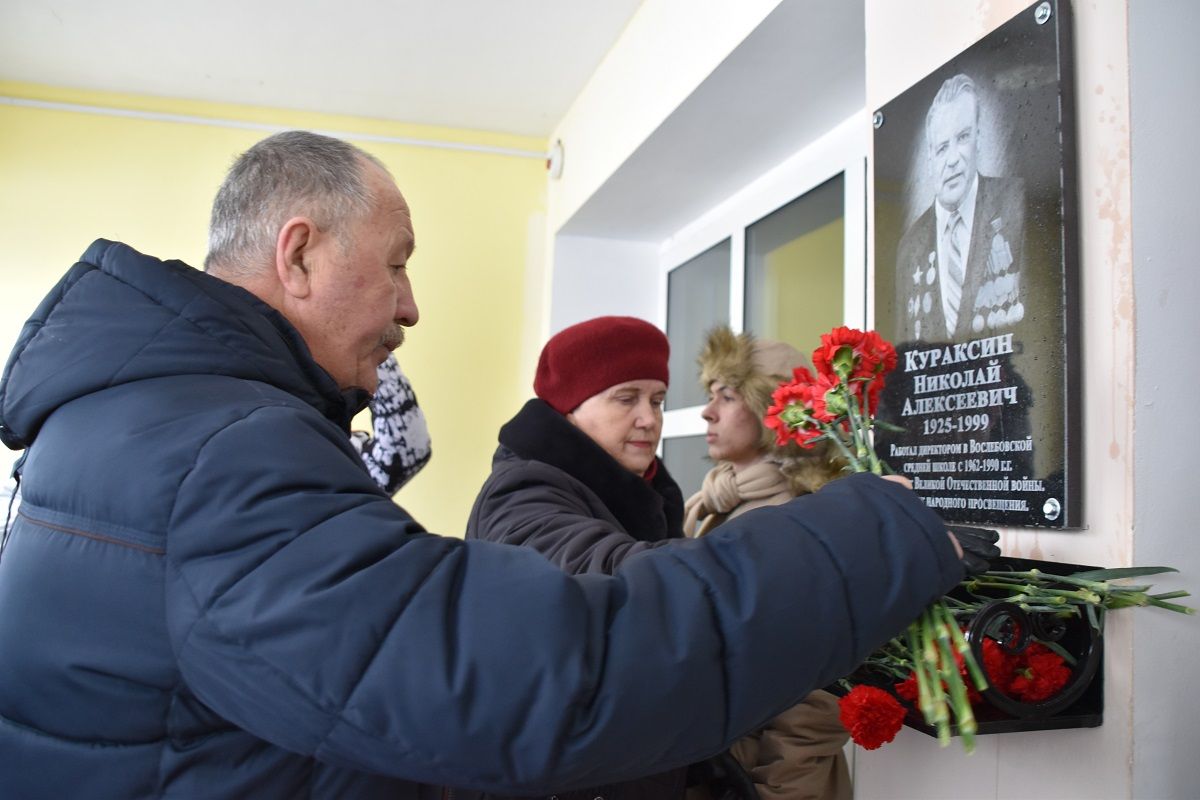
764,402,823,448
980,638,1019,696
808,371,844,423
812,327,897,383
838,685,906,750
761,326,899,473
894,673,919,703
812,327,866,380
764,369,825,448
1007,643,1072,703
861,329,898,376
770,374,814,408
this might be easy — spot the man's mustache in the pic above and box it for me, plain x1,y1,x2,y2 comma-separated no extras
381,324,406,351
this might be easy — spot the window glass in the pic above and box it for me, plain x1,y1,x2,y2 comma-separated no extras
662,434,710,501
666,239,731,409
744,174,845,350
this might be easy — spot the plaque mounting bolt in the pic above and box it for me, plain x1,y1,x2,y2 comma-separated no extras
1035,2,1052,25
872,111,884,129
1043,498,1061,521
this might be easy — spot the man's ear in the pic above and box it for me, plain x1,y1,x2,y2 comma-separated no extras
275,216,318,299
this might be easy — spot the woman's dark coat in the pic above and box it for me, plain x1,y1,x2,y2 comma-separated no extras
467,398,684,574
466,398,691,799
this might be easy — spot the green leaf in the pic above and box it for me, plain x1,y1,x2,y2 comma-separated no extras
1150,590,1192,601
1069,566,1179,581
1037,638,1078,666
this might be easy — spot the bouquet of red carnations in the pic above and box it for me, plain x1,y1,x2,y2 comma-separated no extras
764,327,1194,753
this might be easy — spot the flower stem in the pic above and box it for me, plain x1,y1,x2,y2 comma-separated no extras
918,609,951,745
821,425,862,473
939,603,989,692
932,611,977,753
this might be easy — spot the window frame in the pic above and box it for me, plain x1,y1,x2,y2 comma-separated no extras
658,113,867,444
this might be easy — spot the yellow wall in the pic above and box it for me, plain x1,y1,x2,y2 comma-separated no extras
0,81,547,537
757,218,844,350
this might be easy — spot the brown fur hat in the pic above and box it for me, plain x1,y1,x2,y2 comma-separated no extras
697,326,842,494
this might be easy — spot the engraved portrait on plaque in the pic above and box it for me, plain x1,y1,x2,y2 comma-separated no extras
873,0,1081,528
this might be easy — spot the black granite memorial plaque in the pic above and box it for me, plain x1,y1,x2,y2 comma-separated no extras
873,0,1081,528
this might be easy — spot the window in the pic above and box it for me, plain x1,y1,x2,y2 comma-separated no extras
665,239,731,411
744,174,845,351
659,118,866,499
661,435,711,505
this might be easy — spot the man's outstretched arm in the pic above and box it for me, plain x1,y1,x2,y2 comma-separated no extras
168,407,962,794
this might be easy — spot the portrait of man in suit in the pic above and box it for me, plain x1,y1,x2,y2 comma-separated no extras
896,73,1026,343
872,11,1081,528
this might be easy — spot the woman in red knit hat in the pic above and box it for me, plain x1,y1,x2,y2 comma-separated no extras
468,315,680,573
464,315,755,800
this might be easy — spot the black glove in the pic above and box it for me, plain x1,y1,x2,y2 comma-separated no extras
947,524,1001,576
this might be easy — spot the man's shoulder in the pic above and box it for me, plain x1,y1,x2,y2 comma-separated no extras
127,372,318,413
979,174,1024,192
897,203,938,274
978,174,1026,206
974,175,1027,238
97,374,341,459
899,204,937,246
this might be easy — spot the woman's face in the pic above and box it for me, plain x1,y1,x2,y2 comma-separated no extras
567,379,667,475
701,381,764,469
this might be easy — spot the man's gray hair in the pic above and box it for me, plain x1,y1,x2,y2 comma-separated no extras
925,73,980,144
204,131,388,275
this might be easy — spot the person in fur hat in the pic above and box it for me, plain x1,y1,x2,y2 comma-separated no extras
683,326,852,800
684,327,842,537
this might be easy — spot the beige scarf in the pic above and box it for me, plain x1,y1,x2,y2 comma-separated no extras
683,460,793,538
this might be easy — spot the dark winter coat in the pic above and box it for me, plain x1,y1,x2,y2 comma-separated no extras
467,398,684,574
0,240,963,799
465,398,689,799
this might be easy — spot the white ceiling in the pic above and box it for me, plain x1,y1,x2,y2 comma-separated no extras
0,0,644,138
2,0,868,243
560,0,865,240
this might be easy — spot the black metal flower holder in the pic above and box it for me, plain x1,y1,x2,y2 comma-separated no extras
904,554,1105,738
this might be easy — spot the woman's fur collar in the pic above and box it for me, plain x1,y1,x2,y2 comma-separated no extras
497,399,684,542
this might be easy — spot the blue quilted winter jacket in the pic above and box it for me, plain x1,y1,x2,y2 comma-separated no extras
0,240,962,798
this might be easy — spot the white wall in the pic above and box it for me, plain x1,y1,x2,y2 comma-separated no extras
532,0,789,374
857,1,1145,796
1129,2,1200,796
546,0,784,234
549,235,660,333
545,1,1194,796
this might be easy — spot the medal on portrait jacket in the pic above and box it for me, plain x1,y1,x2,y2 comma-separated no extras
972,217,1023,332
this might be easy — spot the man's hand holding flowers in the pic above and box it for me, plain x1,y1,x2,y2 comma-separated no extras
765,326,1192,754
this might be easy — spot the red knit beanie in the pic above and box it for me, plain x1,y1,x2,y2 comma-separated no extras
534,316,670,413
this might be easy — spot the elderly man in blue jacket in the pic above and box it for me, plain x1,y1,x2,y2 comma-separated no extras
0,131,976,799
